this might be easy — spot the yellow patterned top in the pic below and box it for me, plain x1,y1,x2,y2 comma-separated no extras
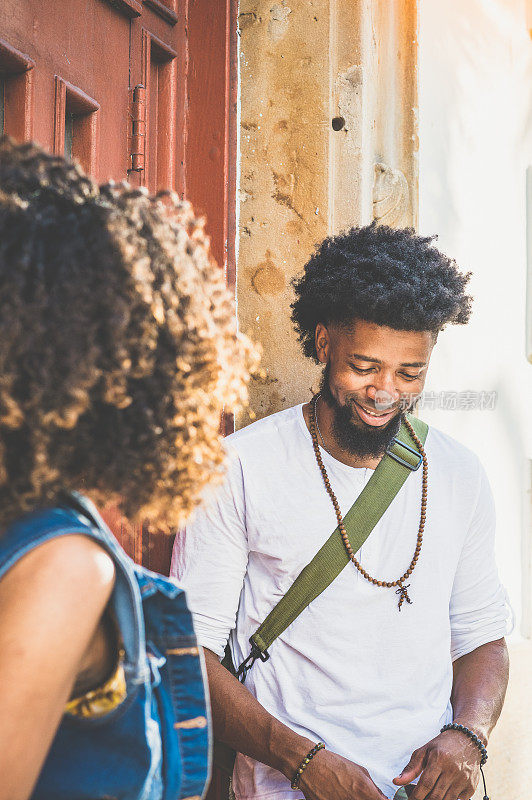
65,658,127,719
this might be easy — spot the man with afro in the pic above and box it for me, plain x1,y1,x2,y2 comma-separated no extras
172,224,511,800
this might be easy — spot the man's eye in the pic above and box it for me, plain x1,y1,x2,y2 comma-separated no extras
351,365,374,374
399,372,421,381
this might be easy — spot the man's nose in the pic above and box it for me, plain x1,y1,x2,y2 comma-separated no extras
366,376,400,408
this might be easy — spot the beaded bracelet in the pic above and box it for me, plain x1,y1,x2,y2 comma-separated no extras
440,723,490,800
440,723,488,765
290,742,326,790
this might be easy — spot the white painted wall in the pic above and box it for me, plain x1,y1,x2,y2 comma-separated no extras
418,0,532,634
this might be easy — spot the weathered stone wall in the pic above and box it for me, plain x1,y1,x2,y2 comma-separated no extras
237,0,418,423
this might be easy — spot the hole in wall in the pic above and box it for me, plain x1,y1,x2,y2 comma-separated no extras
331,116,345,131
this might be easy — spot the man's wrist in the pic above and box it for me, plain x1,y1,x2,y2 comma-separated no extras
267,721,315,780
290,742,326,789
451,716,489,747
440,721,489,769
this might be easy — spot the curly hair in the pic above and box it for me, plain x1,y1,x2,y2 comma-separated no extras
291,222,472,362
0,138,258,531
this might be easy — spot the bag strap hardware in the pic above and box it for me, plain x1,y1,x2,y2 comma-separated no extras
236,644,269,683
386,437,423,471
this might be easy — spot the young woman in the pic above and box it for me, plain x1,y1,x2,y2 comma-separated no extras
0,138,257,800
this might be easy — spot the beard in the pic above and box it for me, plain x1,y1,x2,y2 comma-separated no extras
319,363,403,458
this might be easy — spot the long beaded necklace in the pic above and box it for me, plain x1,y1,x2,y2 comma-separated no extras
309,394,428,610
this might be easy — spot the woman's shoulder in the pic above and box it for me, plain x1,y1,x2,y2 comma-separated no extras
0,532,115,609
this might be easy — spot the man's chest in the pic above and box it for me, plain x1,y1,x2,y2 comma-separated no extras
241,456,468,602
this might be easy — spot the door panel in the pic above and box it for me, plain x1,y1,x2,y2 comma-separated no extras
1,0,130,181
0,37,34,140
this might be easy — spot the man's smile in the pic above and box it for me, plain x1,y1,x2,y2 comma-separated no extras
351,399,398,427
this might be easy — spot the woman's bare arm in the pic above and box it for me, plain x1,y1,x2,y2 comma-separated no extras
0,535,115,800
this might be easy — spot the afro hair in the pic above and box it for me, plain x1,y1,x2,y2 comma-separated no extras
291,223,472,362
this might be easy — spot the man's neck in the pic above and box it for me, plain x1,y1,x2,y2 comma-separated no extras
302,400,384,470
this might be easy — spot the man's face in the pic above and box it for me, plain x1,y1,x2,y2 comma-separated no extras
316,319,435,457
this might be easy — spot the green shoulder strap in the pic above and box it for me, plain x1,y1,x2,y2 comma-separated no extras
236,413,428,681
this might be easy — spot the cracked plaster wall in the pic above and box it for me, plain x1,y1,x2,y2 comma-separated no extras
237,0,418,423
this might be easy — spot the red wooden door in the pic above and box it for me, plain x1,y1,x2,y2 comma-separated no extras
1,0,237,268
1,1,134,179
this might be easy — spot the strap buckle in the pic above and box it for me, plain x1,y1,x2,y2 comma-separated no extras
386,437,422,471
236,643,269,684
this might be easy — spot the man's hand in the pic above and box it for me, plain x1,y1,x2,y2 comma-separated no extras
392,730,481,800
204,650,387,799
300,748,388,800
393,639,509,800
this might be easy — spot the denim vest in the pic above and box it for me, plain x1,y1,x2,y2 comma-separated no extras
0,492,211,800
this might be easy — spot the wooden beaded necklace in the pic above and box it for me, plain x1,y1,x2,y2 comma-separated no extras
309,394,428,610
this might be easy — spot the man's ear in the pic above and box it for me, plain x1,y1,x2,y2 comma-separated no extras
315,323,330,364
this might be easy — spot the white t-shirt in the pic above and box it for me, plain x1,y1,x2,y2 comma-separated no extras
170,404,512,800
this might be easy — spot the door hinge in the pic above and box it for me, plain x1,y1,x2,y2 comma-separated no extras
129,84,146,172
